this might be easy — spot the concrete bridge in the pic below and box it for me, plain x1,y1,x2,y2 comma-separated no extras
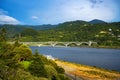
19,41,97,47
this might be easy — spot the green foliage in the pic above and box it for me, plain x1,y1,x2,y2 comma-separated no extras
0,25,26,39
29,62,48,78
20,61,31,69
47,60,58,69
12,45,32,61
15,21,120,47
13,40,22,47
28,53,48,78
45,65,59,80
7,69,48,80
1,21,120,47
20,28,39,41
32,53,46,65
21,28,38,36
56,66,65,74
58,74,71,80
0,28,7,42
28,51,67,80
0,32,70,80
0,60,9,79
0,42,13,59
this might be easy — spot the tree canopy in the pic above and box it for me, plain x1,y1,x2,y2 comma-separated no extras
0,29,70,80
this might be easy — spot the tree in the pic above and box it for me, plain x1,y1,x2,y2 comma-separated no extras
0,28,7,42
28,56,48,78
56,66,65,74
12,45,32,62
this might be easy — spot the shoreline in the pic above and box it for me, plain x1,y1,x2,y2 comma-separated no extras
8,41,119,49
29,44,120,49
56,60,120,73
55,60,120,80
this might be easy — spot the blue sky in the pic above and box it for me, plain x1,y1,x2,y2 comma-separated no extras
0,0,120,25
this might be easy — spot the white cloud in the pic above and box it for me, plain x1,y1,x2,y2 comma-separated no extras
0,9,20,24
0,15,20,24
31,16,39,19
58,0,116,22
30,0,118,24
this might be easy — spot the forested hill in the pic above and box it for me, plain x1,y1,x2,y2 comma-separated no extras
0,24,56,38
0,20,120,47
89,19,107,24
36,21,120,47
0,24,56,30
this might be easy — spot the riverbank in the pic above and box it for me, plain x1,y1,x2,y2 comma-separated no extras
28,43,120,49
55,60,120,80
97,46,120,49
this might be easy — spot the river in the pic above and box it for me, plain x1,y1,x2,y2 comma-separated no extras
30,46,120,72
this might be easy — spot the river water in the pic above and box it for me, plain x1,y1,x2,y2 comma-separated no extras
30,46,120,71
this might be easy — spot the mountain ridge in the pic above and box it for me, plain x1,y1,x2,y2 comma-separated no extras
0,19,120,46
89,19,107,24
0,19,116,27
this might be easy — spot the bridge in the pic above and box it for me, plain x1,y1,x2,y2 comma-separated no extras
18,41,97,47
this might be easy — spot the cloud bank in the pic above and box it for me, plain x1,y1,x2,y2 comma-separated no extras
31,0,117,24
0,9,20,24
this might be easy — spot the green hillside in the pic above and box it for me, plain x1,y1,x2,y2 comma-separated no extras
1,20,120,47
0,30,70,80
20,21,120,47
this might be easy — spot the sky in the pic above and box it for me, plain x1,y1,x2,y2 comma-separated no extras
0,0,120,25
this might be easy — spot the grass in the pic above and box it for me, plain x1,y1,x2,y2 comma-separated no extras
20,61,31,69
83,70,116,79
55,60,120,80
60,60,120,74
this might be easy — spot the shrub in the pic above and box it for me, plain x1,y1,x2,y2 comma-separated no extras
58,74,70,80
56,66,65,74
45,65,59,80
28,63,48,78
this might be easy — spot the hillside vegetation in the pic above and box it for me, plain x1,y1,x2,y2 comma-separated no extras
0,20,120,47
0,28,70,80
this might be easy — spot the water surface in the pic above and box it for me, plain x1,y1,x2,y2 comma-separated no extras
30,46,120,71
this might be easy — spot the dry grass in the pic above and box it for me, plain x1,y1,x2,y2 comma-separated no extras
55,60,120,80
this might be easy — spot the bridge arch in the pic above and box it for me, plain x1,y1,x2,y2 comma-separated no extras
80,42,89,46
67,42,78,46
17,41,97,47
53,42,66,46
90,42,98,46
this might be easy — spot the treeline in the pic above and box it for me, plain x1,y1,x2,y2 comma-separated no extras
0,28,70,80
0,21,120,47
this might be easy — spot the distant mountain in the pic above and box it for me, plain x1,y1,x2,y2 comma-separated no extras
1,20,120,47
89,19,107,24
35,20,120,43
0,24,57,38
25,24,57,30
0,24,57,30
0,24,27,37
56,20,89,30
